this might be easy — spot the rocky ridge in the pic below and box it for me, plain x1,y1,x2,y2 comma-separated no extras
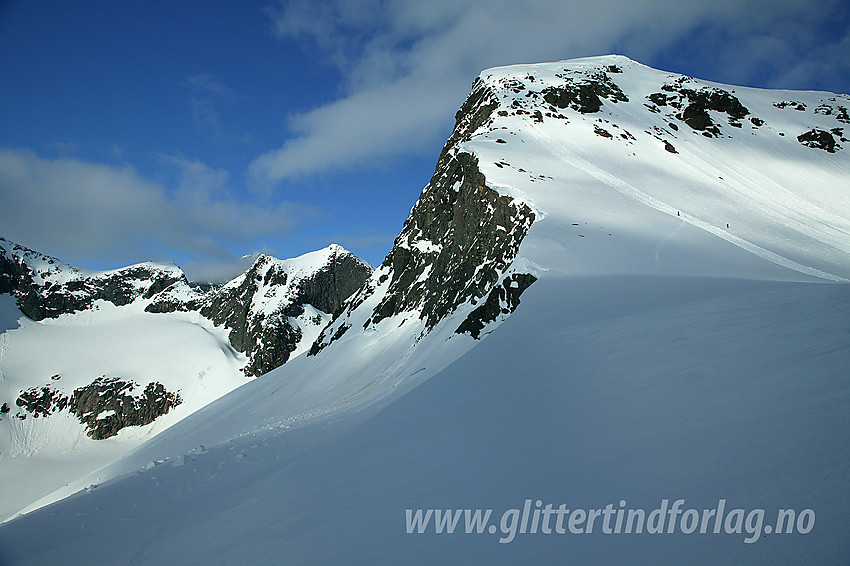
311,78,539,354
147,245,372,376
14,377,182,440
0,238,184,321
0,239,371,437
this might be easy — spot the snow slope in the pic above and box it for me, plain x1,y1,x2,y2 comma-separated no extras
468,55,850,282
0,55,848,563
0,277,847,565
0,298,250,523
0,242,368,522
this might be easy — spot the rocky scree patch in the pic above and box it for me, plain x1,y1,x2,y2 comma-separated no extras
646,79,751,137
11,376,182,440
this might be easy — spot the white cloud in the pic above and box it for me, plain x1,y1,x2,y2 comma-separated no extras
0,149,303,280
249,73,465,182
253,0,848,185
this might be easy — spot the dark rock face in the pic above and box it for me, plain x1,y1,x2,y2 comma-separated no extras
0,250,18,296
294,253,374,315
13,377,181,439
367,151,535,331
197,258,298,377
143,290,202,314
312,79,537,354
594,125,613,138
68,377,181,440
648,92,668,107
447,78,501,149
644,81,850,152
16,385,69,417
774,100,806,110
199,261,272,354
682,103,712,131
543,83,603,113
487,67,628,125
797,129,839,152
682,88,749,120
242,317,303,378
455,273,537,339
197,250,372,376
542,71,629,114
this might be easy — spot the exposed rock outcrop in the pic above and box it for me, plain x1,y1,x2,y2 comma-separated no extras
196,247,372,376
312,77,538,354
541,70,628,114
455,273,537,339
797,128,840,152
14,377,182,440
646,80,751,137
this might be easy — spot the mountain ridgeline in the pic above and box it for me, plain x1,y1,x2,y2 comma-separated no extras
0,238,371,438
5,54,850,442
145,246,372,376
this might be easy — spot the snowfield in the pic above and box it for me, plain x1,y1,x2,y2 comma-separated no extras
0,55,848,564
0,277,847,565
0,299,250,522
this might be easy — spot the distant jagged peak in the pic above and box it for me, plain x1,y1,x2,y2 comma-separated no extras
0,236,189,320
245,243,370,280
146,243,373,377
1,237,84,286
219,243,372,301
0,236,185,287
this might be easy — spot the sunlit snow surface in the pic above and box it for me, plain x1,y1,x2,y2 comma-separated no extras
1,55,848,564
0,299,250,522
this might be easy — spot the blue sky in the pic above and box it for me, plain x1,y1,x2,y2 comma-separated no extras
1,0,848,281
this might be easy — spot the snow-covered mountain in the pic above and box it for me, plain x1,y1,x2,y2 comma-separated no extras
0,238,371,521
1,55,848,564
146,244,372,376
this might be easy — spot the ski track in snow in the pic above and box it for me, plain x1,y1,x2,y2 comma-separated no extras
0,331,8,384
654,218,685,267
530,127,849,282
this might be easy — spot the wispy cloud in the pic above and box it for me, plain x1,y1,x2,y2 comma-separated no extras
0,149,305,280
180,251,268,284
184,74,252,144
252,0,849,186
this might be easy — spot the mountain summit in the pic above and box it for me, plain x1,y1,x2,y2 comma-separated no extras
312,54,849,361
